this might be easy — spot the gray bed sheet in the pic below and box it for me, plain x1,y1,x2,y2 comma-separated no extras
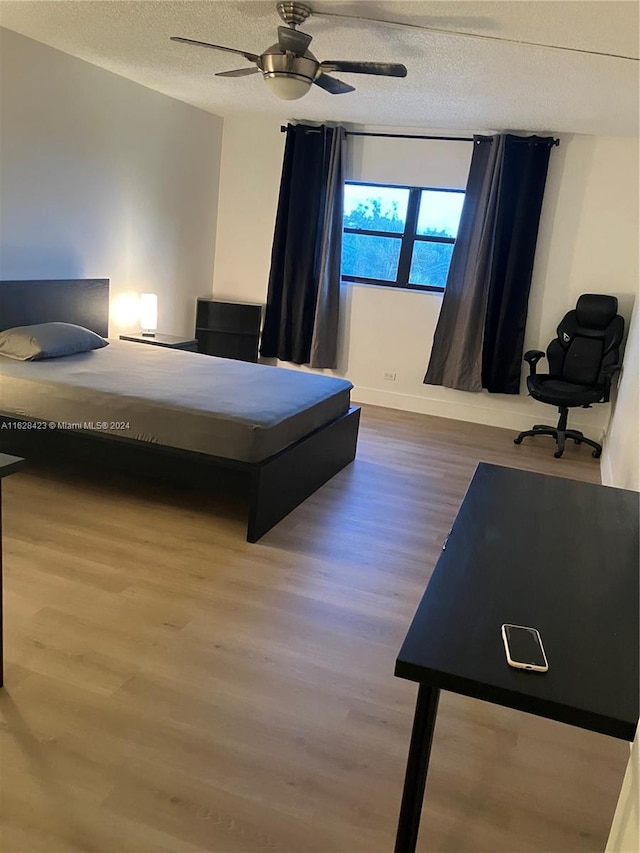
0,340,353,462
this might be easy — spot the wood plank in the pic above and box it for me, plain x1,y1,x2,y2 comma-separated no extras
0,405,624,853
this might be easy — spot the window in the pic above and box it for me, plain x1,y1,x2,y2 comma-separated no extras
342,182,465,292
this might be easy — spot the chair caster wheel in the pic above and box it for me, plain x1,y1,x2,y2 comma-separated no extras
554,450,563,458
592,449,602,458
514,437,523,445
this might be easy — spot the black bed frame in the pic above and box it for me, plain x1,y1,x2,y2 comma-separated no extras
0,279,360,542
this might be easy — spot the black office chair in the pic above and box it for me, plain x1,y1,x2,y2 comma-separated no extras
514,294,624,458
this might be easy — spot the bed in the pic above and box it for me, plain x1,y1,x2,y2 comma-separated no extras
0,279,360,541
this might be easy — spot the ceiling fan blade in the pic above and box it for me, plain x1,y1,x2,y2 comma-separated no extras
277,25,313,55
170,37,260,64
215,67,261,78
319,60,407,77
313,74,356,95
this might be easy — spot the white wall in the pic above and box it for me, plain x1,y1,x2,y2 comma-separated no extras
602,303,640,490
211,113,284,306
602,298,639,853
0,28,223,337
212,113,639,436
606,693,640,852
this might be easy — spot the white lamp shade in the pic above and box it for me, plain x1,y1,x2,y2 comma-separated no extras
263,74,312,101
139,293,158,333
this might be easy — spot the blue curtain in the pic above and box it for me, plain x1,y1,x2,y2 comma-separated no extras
260,123,346,368
425,134,555,393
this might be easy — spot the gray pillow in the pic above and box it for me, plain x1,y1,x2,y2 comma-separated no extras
0,322,109,361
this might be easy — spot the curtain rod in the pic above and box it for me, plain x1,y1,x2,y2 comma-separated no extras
279,126,560,145
279,126,471,141
348,131,474,142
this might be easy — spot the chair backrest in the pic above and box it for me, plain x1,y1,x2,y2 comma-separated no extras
547,294,624,387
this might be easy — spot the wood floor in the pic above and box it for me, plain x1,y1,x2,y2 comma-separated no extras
0,405,628,853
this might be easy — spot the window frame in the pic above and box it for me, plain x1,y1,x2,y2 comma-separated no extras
342,180,464,293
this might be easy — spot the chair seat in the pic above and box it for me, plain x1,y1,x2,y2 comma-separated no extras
527,375,604,407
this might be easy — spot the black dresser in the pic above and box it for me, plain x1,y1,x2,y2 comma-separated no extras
195,299,262,363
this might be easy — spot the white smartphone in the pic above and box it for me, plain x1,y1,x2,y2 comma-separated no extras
501,624,549,672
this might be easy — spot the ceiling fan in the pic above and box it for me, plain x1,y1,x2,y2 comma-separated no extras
170,1,407,101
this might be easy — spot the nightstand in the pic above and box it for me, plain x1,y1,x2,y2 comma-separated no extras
119,333,198,352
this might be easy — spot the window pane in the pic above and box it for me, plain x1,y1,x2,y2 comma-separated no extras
409,241,455,289
342,233,402,281
417,190,464,238
344,184,409,233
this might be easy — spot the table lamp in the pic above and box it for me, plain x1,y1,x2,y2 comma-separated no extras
140,293,158,337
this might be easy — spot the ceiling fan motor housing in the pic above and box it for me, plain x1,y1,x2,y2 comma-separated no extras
261,45,319,88
276,2,312,27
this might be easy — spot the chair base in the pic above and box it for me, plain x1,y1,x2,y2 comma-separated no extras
514,407,602,459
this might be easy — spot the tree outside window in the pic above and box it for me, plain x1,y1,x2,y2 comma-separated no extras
342,182,464,291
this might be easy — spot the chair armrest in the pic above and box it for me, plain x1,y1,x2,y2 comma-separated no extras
601,363,622,402
523,350,545,376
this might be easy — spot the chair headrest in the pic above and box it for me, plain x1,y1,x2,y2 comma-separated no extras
576,294,619,330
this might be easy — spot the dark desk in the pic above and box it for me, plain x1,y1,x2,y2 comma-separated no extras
0,452,25,687
394,463,639,853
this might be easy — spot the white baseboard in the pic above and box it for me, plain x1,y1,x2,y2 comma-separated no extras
351,385,605,439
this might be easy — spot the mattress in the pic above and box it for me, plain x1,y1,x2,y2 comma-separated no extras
0,340,353,463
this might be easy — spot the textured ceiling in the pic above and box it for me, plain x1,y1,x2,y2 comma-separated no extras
1,1,638,135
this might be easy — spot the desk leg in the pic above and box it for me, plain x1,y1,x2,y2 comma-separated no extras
0,479,3,687
394,683,440,853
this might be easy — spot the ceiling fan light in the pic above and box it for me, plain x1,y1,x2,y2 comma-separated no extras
263,73,312,100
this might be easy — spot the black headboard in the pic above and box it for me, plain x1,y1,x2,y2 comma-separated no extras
0,279,110,337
